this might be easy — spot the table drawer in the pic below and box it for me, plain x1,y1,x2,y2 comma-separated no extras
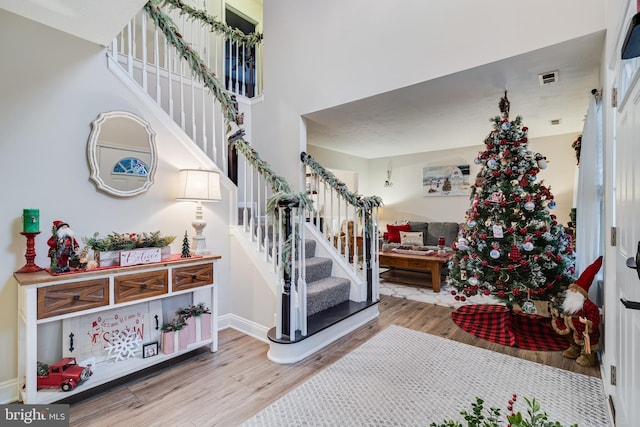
173,263,214,291
114,270,168,303
37,279,109,319
406,258,430,269
379,255,408,268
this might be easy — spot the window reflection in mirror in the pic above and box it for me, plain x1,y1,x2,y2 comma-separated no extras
87,111,157,197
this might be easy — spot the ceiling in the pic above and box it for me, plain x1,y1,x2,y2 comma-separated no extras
0,0,145,46
305,31,605,160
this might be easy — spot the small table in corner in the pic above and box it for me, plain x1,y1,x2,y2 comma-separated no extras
378,251,452,293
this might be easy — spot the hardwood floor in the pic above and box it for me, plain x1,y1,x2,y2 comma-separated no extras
69,296,601,426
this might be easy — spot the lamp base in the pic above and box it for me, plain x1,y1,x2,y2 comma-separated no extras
192,235,210,255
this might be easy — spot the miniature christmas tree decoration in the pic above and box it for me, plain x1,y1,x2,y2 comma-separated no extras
181,230,192,258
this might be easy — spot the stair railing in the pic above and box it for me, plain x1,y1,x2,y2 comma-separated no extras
232,139,314,339
301,152,383,302
108,0,263,172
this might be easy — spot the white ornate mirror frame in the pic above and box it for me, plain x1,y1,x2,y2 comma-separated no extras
87,111,157,198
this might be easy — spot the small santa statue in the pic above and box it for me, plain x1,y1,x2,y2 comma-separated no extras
47,220,79,273
551,256,603,367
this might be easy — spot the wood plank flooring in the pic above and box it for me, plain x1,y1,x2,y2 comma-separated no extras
69,295,601,426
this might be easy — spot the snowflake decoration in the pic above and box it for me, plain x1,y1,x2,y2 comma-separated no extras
105,329,142,362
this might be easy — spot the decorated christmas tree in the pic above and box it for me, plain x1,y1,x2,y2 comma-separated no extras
447,92,575,311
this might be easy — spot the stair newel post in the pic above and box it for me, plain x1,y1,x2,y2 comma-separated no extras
363,211,373,301
228,142,238,186
281,205,293,337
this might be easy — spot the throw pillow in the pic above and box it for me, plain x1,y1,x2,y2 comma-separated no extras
400,231,423,246
408,221,429,245
386,223,411,243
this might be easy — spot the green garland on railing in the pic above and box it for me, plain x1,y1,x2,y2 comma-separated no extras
157,0,264,47
302,152,383,239
231,140,314,275
145,0,237,123
302,153,383,210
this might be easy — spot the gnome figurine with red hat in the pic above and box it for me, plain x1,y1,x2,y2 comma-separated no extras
551,256,603,367
47,220,80,273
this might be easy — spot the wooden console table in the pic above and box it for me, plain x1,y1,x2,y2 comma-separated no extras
378,251,451,292
14,254,220,404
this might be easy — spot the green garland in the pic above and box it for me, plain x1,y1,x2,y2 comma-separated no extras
145,1,238,123
302,153,383,210
157,0,263,47
302,152,383,238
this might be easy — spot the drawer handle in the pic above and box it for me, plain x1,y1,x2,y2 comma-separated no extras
68,332,75,352
141,284,147,289
72,295,80,301
155,314,159,330
191,274,197,281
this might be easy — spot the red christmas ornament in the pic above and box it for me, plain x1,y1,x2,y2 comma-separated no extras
508,245,521,262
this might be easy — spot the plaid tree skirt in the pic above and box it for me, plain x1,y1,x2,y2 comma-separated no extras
451,304,569,351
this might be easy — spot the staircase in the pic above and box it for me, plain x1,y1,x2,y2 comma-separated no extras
106,2,381,363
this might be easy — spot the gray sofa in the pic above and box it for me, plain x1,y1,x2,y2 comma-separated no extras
384,221,460,248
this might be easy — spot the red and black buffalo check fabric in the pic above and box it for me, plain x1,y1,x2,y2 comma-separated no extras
451,304,569,351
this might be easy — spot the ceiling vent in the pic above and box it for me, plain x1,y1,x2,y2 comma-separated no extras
538,70,559,85
549,119,561,126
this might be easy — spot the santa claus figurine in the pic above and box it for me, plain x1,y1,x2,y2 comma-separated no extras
47,220,79,273
551,256,603,367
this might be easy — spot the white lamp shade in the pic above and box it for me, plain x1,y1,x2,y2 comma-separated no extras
177,169,222,202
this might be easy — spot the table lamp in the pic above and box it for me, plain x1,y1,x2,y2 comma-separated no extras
177,169,221,255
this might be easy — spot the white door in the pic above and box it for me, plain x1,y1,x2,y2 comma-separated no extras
614,101,640,425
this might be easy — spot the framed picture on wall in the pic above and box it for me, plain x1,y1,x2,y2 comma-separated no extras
423,165,471,197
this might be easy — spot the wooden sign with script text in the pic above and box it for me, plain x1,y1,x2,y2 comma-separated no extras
119,248,161,267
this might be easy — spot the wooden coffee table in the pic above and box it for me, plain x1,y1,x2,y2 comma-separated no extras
378,251,452,293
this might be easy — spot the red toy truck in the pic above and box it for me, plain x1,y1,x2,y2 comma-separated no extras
37,357,92,391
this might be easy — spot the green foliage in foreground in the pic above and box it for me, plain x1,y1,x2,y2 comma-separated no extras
430,396,578,427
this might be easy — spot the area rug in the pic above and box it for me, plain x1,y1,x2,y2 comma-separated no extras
379,277,500,308
452,304,569,351
241,325,608,426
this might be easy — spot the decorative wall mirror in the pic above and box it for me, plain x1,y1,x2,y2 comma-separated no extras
87,111,157,197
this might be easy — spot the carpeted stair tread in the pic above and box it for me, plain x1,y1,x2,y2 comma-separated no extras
306,276,351,316
297,256,333,283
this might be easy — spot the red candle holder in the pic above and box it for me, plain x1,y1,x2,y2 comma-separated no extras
16,232,43,273
438,236,446,247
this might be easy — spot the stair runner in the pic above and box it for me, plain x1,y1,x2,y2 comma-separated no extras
300,239,351,316
247,216,352,316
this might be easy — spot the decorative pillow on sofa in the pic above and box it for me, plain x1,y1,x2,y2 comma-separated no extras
408,221,429,246
400,231,423,246
386,223,411,243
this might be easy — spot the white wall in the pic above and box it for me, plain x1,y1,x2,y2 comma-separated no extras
0,10,232,398
309,131,579,227
255,0,604,202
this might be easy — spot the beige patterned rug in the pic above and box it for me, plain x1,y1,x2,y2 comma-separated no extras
242,325,609,426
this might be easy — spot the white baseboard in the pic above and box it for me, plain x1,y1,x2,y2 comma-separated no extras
0,378,19,404
219,313,270,343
